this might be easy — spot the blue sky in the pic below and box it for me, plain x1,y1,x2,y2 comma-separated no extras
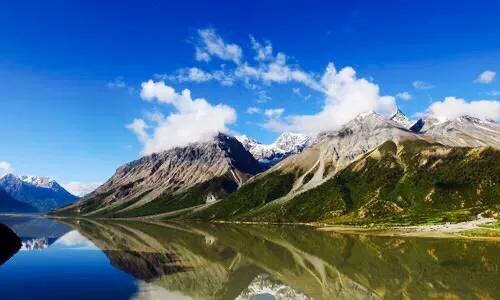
1,0,499,194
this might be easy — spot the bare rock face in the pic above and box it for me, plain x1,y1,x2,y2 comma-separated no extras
56,133,261,217
267,111,424,194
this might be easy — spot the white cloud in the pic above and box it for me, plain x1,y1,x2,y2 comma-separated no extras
474,70,496,84
0,161,12,177
426,96,500,121
412,80,435,90
62,182,102,197
263,63,397,135
195,28,242,64
126,118,150,144
129,80,237,155
396,91,412,101
264,108,285,119
177,67,213,82
487,90,500,96
250,36,273,62
247,107,261,114
179,34,321,92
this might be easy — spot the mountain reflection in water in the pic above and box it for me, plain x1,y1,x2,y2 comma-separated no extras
59,219,499,300
0,217,499,299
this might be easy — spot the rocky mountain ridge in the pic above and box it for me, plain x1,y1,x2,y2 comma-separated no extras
54,133,262,217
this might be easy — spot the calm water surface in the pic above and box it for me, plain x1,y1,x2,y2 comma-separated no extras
0,216,499,300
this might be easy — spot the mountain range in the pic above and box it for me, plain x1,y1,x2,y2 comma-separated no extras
0,174,78,213
52,109,500,224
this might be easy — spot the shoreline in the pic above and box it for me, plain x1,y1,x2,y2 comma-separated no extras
4,213,499,240
317,216,499,240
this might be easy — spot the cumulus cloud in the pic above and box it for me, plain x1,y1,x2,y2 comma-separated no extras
412,80,435,90
128,81,237,155
126,119,149,143
0,161,12,177
426,96,500,121
474,70,496,84
396,91,412,101
195,28,242,64
62,182,102,197
263,63,396,135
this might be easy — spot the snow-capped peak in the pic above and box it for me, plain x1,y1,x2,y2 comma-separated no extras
275,132,311,153
356,110,379,120
235,132,312,167
19,175,57,188
389,108,413,127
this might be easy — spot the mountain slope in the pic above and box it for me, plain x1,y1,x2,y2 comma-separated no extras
191,140,500,224
0,187,37,213
53,133,262,217
0,175,77,212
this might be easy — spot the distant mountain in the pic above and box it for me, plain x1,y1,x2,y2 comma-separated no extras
236,132,311,167
421,115,500,148
53,133,262,218
0,187,37,213
0,174,78,212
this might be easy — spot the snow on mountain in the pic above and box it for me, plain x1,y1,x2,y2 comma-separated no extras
0,174,79,212
236,132,312,167
19,176,57,189
20,238,50,251
236,273,310,300
389,108,414,128
421,114,500,147
388,108,426,132
275,132,311,153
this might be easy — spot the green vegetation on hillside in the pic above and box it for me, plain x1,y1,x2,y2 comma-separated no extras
191,140,500,225
107,176,238,218
189,171,296,220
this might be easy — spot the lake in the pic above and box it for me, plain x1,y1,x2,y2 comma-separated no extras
0,216,499,299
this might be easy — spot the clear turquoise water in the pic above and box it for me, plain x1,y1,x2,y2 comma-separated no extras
0,216,499,299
